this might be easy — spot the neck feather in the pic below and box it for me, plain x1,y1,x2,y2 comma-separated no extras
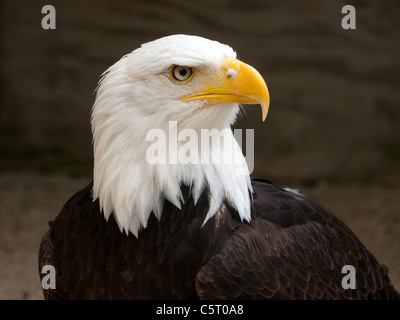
92,124,252,237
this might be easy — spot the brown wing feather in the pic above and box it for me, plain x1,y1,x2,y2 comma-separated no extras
195,178,400,299
38,182,236,299
39,178,399,299
38,228,66,299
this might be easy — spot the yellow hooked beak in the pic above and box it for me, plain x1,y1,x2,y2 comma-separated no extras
180,57,270,121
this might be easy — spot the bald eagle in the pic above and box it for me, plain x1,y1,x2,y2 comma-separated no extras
39,34,399,299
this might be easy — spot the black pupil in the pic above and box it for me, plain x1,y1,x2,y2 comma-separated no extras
179,68,187,77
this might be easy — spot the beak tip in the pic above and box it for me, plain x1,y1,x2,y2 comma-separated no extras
262,113,267,122
261,101,269,122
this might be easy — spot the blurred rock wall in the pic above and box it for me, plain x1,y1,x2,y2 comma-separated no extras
1,0,400,181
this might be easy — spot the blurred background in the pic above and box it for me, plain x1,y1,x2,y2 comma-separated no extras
0,0,399,299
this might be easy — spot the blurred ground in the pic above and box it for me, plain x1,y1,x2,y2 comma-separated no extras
0,172,399,299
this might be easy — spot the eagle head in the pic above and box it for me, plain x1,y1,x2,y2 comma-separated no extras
91,34,270,236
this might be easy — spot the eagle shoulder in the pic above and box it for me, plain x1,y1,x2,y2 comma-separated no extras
195,178,400,299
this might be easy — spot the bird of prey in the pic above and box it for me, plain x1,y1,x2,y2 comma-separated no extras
39,34,399,299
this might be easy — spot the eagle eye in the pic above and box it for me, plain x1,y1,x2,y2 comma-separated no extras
170,66,194,82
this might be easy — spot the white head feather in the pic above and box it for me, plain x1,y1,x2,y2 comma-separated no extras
91,35,252,237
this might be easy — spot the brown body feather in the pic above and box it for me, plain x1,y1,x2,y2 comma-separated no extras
38,178,399,299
